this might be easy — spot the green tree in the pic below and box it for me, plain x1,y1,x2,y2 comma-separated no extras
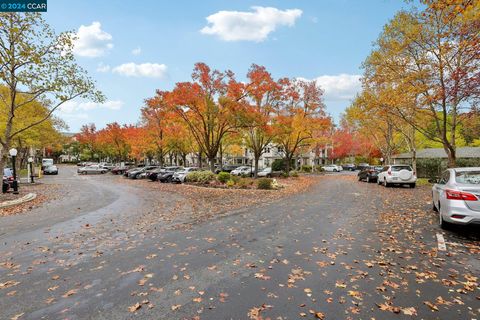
0,13,103,174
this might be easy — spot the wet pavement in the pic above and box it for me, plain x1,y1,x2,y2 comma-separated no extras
0,166,478,319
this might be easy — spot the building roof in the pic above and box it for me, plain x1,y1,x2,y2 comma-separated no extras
393,147,480,159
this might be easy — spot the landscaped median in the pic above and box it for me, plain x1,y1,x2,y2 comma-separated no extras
185,171,282,190
119,171,319,222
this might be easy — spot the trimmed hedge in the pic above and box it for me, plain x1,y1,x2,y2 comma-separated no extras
217,172,231,183
300,165,312,172
186,171,216,183
416,157,480,179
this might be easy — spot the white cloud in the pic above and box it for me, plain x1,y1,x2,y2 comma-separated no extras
59,100,124,113
73,22,113,57
112,62,168,78
299,74,362,101
200,6,302,42
132,47,142,55
96,62,110,72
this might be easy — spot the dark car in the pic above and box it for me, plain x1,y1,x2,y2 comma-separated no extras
357,166,383,183
215,164,240,174
123,165,145,177
342,164,356,171
111,165,131,175
2,168,13,193
158,166,184,183
127,166,158,179
356,163,370,171
147,167,166,181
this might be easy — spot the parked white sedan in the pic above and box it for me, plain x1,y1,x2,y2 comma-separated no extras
432,167,480,228
377,165,416,188
231,166,253,176
257,167,272,177
322,164,343,172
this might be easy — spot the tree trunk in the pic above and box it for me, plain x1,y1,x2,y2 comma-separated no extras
209,157,215,172
285,156,291,174
446,145,456,168
254,157,259,178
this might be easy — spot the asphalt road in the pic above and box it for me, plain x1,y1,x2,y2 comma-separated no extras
0,166,479,320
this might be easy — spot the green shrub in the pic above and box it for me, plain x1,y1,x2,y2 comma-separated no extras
226,179,235,188
290,170,299,177
217,172,231,183
186,170,216,183
257,178,273,190
271,159,285,171
300,165,312,172
281,172,289,178
186,171,198,182
231,175,241,183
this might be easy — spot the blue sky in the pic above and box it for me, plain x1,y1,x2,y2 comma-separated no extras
45,0,414,132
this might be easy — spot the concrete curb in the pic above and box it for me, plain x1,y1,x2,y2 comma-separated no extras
0,193,37,209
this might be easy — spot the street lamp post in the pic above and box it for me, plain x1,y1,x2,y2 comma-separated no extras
28,157,34,183
9,148,18,194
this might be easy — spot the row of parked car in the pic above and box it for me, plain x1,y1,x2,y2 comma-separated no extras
76,162,275,183
322,163,371,172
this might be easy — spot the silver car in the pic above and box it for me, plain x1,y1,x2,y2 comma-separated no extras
43,165,58,175
432,167,480,228
77,165,108,175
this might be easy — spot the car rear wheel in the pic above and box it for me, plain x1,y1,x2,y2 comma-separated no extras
383,179,390,187
366,176,370,183
439,206,449,229
409,183,416,188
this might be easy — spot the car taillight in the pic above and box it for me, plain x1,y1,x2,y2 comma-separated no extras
387,170,392,175
8,177,13,181
446,189,478,201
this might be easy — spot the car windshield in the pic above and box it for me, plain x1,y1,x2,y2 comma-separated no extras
455,171,480,185
391,165,412,171
3,168,12,176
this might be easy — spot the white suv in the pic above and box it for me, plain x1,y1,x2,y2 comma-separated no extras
377,165,417,188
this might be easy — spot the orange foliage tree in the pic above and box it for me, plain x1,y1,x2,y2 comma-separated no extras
274,79,331,173
166,63,244,171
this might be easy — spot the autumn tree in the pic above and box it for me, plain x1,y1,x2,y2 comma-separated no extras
274,79,330,173
166,63,243,171
346,90,402,164
0,13,103,174
240,64,282,177
363,3,480,166
75,124,98,160
97,123,129,161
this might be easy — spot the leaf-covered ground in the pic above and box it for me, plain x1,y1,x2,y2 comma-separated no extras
0,168,478,319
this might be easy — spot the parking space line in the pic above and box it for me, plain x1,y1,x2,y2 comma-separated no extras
436,233,447,251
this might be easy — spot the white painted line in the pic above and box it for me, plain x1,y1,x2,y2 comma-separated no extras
436,233,447,251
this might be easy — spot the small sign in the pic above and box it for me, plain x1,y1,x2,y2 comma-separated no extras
0,0,47,12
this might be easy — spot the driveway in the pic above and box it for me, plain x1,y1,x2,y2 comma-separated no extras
1,168,478,319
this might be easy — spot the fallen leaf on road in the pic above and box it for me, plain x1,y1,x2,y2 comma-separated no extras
128,303,141,312
62,289,78,297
